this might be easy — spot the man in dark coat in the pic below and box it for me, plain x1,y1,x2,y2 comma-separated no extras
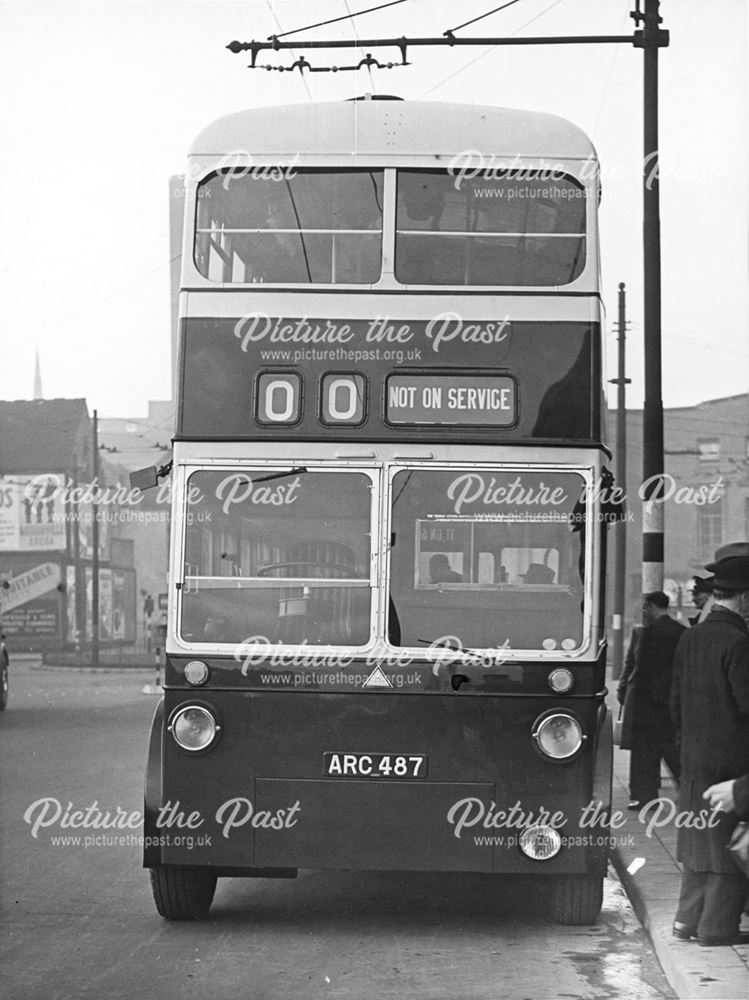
687,575,713,627
617,592,685,807
670,556,749,946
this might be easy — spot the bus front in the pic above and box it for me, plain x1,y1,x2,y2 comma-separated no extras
145,100,613,925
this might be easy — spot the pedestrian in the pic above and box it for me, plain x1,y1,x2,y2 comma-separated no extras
670,555,749,946
687,575,713,626
703,773,749,925
617,592,685,809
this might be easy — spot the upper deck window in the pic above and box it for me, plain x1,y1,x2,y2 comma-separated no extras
195,170,383,284
395,169,586,286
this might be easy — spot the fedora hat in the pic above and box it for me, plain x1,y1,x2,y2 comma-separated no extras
706,541,749,572
690,575,714,594
712,556,749,592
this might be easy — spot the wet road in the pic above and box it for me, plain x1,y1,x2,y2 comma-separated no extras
1,660,674,999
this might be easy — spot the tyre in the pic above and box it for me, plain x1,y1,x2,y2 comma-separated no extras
550,874,603,925
149,866,217,920
0,657,8,711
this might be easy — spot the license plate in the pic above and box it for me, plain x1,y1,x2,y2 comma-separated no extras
324,752,427,779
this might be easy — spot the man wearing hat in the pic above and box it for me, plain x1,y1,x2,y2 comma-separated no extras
669,554,749,946
617,592,685,809
688,575,713,627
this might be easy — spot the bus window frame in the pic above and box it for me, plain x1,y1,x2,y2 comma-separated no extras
172,461,383,656
394,167,588,288
192,166,386,287
168,459,599,662
382,460,596,660
184,160,598,292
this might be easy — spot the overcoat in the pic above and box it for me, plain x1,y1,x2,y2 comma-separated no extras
734,773,749,821
670,607,749,871
618,616,685,750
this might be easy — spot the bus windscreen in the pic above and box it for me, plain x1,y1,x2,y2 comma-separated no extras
180,468,373,646
388,468,586,652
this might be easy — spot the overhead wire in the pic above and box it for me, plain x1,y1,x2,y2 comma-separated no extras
419,0,566,99
266,1,313,101
343,0,377,93
446,0,526,36
270,0,407,40
590,0,631,140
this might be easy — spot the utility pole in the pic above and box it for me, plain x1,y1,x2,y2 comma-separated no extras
610,283,630,680
91,409,100,667
71,460,84,648
637,0,668,592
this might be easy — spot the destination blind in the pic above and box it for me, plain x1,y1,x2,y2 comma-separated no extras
386,375,516,427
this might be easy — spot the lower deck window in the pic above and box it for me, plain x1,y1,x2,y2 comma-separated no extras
180,469,372,646
389,469,586,651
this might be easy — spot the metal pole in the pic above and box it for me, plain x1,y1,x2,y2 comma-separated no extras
615,283,629,658
91,409,100,667
640,0,667,593
611,283,630,679
71,461,84,648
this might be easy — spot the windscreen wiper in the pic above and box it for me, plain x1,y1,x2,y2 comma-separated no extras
253,466,308,484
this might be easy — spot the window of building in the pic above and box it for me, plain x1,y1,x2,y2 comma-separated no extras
697,497,723,560
697,438,720,462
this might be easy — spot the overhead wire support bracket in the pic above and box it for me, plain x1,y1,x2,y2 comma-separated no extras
228,33,664,68
253,51,410,74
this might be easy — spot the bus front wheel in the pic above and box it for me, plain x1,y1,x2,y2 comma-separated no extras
149,866,217,920
550,874,603,925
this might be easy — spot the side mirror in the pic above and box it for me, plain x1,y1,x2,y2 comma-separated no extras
130,466,159,491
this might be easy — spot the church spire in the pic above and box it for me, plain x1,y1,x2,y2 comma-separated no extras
33,345,43,399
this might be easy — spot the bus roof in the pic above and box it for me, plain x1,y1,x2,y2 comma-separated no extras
189,100,596,161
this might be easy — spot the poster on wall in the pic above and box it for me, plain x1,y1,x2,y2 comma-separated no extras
112,570,126,640
0,556,62,645
0,474,66,552
78,498,109,561
84,567,113,642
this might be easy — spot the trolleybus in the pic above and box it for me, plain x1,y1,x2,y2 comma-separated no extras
143,97,615,925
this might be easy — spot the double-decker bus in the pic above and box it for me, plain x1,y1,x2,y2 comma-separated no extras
144,97,615,925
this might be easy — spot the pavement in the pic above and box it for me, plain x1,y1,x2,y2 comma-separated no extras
609,744,749,1000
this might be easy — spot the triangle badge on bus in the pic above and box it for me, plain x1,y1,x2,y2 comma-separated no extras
363,666,393,688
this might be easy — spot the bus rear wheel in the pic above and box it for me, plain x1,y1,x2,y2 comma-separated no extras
550,874,603,925
149,866,217,920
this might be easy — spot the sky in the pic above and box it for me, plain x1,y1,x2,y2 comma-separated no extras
1,0,747,418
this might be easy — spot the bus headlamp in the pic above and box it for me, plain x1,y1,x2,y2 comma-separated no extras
169,705,219,752
532,712,585,760
519,825,562,861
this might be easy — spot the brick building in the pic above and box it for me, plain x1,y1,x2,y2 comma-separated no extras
608,392,749,624
0,398,138,651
